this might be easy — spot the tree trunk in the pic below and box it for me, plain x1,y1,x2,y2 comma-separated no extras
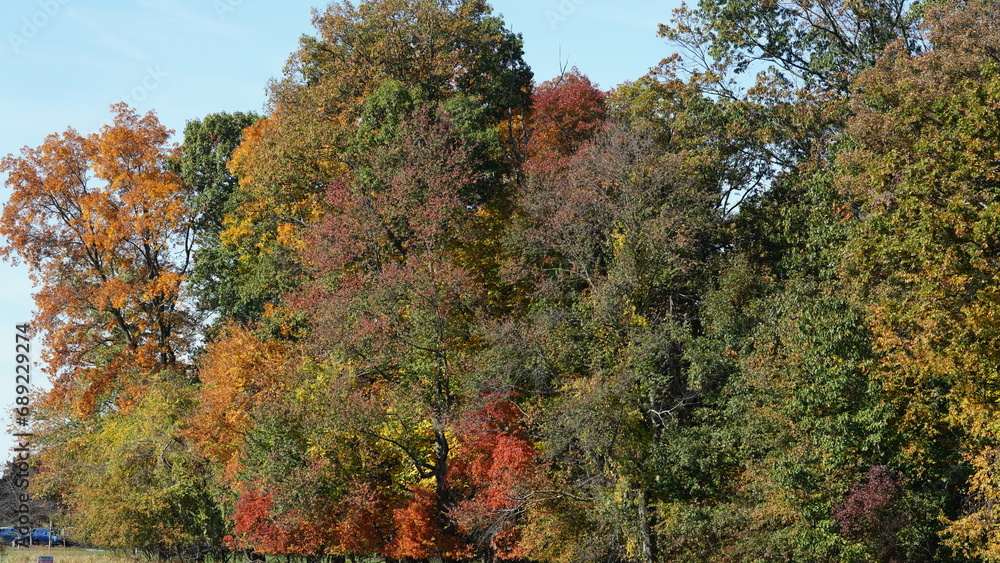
432,417,450,510
637,487,658,563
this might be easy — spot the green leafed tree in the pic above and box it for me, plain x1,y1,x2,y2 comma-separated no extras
176,111,262,329
832,1,1000,558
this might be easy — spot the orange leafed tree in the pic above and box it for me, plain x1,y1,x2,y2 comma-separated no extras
184,322,290,479
0,103,196,414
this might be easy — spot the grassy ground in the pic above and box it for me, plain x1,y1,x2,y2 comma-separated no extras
0,546,136,563
0,547,391,563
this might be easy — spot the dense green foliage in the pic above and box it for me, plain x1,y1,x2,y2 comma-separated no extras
7,0,1000,561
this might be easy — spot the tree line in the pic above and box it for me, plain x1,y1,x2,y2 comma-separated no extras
4,0,1000,561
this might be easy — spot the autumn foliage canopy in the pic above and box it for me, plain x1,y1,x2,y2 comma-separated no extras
8,0,1000,562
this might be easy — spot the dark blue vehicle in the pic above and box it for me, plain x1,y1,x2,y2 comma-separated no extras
0,527,27,546
29,528,68,546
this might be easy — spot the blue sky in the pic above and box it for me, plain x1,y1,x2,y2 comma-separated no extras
0,0,680,456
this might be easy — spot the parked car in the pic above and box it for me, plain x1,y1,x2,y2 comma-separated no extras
0,527,27,546
29,528,68,546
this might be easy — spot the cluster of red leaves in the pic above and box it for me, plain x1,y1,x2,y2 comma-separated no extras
525,69,607,174
297,106,482,360
335,480,395,555
833,466,907,560
389,486,471,560
229,487,283,554
450,394,538,558
230,479,344,557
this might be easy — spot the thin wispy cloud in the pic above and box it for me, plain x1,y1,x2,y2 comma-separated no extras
62,7,154,63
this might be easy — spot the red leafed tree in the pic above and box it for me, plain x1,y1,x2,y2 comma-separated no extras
229,487,284,554
0,103,195,413
230,469,344,558
833,466,908,561
451,394,539,558
336,479,396,555
526,69,607,174
293,103,482,558
389,486,471,561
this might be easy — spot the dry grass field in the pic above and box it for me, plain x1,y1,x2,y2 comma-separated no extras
0,546,137,563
